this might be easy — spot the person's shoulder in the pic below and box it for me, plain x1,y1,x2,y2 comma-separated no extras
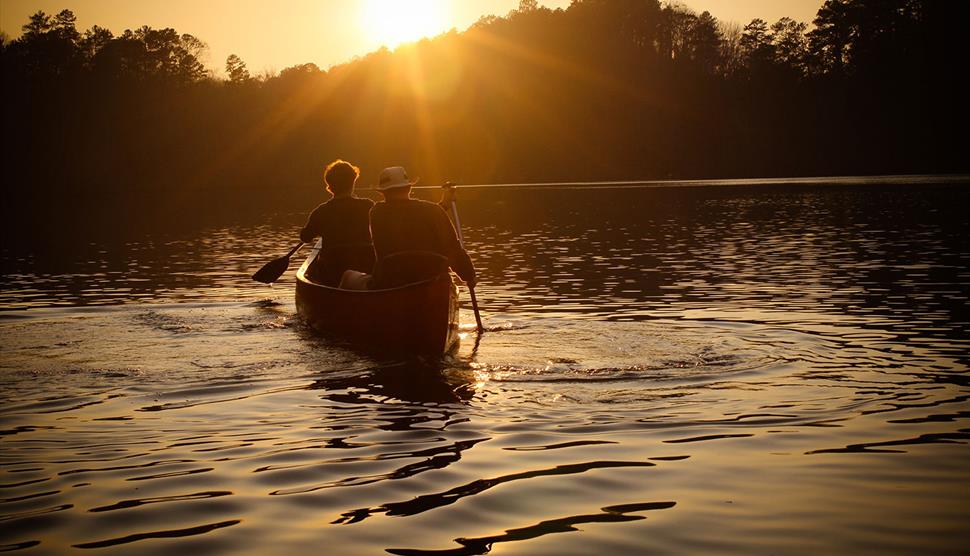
307,202,328,217
322,196,373,210
370,201,390,219
411,198,446,213
352,196,375,207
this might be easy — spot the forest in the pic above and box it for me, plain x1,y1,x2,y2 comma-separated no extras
2,0,968,221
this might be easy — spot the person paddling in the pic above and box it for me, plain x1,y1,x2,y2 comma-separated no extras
299,160,376,286
342,166,475,290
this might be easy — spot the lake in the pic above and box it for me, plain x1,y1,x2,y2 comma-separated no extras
1,176,968,554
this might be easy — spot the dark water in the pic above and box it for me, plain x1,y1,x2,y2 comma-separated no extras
1,177,969,554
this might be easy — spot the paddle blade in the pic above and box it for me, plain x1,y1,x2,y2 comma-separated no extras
251,255,290,284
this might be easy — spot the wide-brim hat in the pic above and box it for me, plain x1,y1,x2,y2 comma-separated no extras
375,166,419,191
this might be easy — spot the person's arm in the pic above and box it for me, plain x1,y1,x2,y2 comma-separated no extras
369,204,386,261
438,186,457,213
300,206,323,243
434,205,476,286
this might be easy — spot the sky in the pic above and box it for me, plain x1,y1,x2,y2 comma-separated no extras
0,0,824,76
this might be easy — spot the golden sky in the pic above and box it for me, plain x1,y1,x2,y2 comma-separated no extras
0,0,823,75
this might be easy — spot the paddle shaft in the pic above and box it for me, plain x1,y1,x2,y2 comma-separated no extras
449,199,484,333
285,242,304,259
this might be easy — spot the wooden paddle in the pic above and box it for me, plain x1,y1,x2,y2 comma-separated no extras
252,242,304,284
444,182,484,333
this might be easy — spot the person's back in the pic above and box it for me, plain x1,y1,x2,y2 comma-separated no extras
368,167,475,289
300,160,376,286
302,196,373,247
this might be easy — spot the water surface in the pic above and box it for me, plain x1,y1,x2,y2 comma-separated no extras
1,177,968,554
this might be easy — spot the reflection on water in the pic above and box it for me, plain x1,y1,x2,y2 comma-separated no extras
1,179,968,554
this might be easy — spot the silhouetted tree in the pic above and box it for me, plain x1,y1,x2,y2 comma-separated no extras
686,11,722,72
279,62,321,79
10,9,82,76
807,0,852,74
225,53,251,84
79,25,113,61
738,18,774,74
771,17,808,71
718,21,744,76
658,4,694,62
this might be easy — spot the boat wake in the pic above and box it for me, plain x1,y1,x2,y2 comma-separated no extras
451,315,783,386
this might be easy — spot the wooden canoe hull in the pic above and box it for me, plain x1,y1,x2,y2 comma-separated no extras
295,241,460,357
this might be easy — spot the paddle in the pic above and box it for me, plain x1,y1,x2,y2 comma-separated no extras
444,182,484,333
251,242,304,284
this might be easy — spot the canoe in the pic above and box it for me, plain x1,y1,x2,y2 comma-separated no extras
295,240,460,356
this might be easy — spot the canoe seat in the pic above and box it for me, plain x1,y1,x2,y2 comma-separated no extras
371,251,449,289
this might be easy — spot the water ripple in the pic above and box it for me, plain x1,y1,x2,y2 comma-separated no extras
387,501,677,556
72,519,241,549
333,460,659,524
88,491,233,513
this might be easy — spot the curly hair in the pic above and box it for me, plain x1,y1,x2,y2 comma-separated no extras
324,159,360,195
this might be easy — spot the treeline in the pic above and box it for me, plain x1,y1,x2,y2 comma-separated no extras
1,0,968,218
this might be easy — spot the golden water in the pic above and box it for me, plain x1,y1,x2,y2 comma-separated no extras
1,180,968,554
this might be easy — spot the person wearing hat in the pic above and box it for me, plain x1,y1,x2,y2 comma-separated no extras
364,166,476,289
299,159,376,286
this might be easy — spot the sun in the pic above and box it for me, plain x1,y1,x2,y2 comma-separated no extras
360,0,451,49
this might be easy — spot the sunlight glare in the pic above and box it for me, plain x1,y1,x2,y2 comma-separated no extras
360,0,450,49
